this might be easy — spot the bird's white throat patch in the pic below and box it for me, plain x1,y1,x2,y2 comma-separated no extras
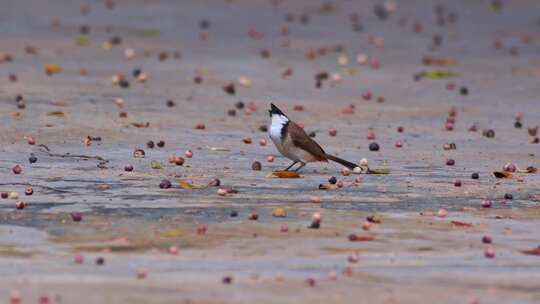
269,114,289,139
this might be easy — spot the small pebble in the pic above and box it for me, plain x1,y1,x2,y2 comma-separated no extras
482,235,493,244
446,159,455,166
341,167,351,176
222,276,233,284
157,140,165,148
361,221,371,230
146,141,155,149
454,180,462,187
217,188,227,196
266,155,274,162
504,193,513,200
124,165,134,172
195,123,206,130
259,139,267,146
328,176,337,184
360,158,369,166
96,257,105,265
229,210,238,217
471,172,479,179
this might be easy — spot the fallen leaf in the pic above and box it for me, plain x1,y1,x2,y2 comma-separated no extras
44,64,62,75
521,246,540,256
421,70,457,79
493,171,513,178
266,171,301,178
348,234,376,241
178,180,208,189
96,184,112,190
272,207,287,217
150,160,161,169
518,166,537,174
47,111,65,117
76,35,90,46
159,229,184,238
451,221,474,228
131,122,150,128
367,168,391,174
207,146,231,152
318,183,338,190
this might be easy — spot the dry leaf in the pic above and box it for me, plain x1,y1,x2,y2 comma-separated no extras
367,168,391,174
266,171,301,178
451,221,473,228
178,180,207,189
272,207,287,217
521,246,540,256
159,229,184,238
131,122,150,128
207,146,231,152
518,166,537,174
47,111,65,117
318,183,338,190
348,234,376,241
493,171,513,178
44,64,62,75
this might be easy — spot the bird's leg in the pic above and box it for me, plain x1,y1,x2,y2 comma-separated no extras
284,161,298,171
294,162,306,172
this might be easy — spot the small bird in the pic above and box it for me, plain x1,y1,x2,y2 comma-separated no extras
268,103,359,172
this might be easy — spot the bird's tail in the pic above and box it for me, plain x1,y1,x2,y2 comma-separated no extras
325,154,358,169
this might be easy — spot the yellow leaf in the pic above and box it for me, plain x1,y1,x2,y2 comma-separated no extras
47,111,65,117
159,229,184,238
207,146,231,152
44,64,62,75
272,207,287,217
178,180,207,189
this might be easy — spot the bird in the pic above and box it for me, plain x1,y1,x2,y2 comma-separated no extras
268,103,359,172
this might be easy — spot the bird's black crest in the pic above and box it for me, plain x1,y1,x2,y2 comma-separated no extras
269,103,285,117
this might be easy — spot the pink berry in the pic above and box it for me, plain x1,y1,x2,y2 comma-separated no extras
266,155,274,162
481,200,493,208
437,209,448,218
74,254,84,264
169,245,179,254
367,131,376,140
484,246,495,258
136,268,147,279
280,224,289,232
26,136,36,145
217,188,227,196
328,128,337,136
395,140,403,148
503,163,516,173
185,150,193,158
12,164,22,174
361,90,372,100
258,139,267,146
361,221,371,230
341,167,351,176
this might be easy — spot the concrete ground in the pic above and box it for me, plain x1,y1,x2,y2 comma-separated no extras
0,0,539,303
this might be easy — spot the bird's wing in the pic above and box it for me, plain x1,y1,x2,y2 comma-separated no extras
288,122,327,161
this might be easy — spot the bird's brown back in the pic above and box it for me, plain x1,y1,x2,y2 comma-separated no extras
288,122,328,161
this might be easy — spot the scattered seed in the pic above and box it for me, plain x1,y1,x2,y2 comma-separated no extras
482,235,493,244
252,161,262,171
71,212,83,222
369,142,380,151
159,179,172,189
481,199,493,208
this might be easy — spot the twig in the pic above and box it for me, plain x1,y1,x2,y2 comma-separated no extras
38,144,109,166
0,183,74,194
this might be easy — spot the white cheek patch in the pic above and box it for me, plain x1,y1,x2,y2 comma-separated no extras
270,114,288,138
